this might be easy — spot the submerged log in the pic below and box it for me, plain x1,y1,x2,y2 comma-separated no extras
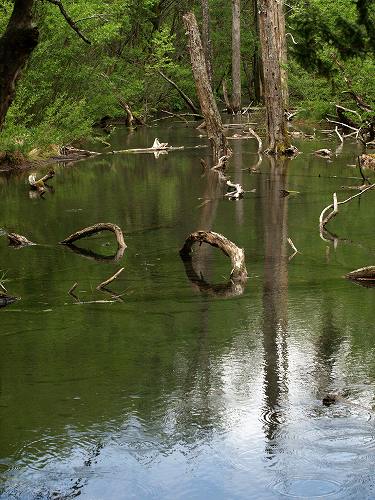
183,12,229,164
28,169,55,192
180,230,247,280
60,223,126,250
7,232,34,246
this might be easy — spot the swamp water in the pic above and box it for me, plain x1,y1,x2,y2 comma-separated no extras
0,120,375,499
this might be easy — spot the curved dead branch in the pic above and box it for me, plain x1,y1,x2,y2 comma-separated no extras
179,230,247,280
60,223,126,250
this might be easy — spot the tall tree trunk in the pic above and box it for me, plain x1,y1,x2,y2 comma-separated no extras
200,0,213,87
183,12,229,164
276,0,288,107
258,0,290,154
231,0,241,113
252,0,263,103
0,0,39,130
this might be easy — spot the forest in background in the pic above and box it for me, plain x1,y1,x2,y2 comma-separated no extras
0,0,374,155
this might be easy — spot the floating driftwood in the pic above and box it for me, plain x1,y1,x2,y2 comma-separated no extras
180,230,247,280
7,232,34,246
60,223,126,251
314,148,333,159
346,266,375,284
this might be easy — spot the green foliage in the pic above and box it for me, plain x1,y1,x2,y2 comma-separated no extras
0,0,373,154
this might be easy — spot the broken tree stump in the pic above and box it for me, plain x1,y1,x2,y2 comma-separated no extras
60,223,126,250
180,230,247,280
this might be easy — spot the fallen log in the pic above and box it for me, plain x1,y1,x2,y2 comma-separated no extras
346,266,375,283
60,223,126,250
179,230,247,280
7,232,34,246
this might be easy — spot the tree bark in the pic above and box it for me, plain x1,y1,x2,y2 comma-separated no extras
0,0,39,130
231,0,241,113
183,12,229,164
200,0,213,86
258,0,291,154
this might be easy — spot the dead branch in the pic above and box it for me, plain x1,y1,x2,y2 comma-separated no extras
7,233,34,246
319,184,375,229
336,105,362,121
160,110,189,124
68,282,78,295
346,266,375,284
97,267,124,290
60,223,126,250
342,90,373,113
28,169,55,192
225,180,244,199
179,230,247,280
211,155,228,171
158,70,199,115
248,126,262,153
326,118,359,132
335,126,343,143
46,0,91,44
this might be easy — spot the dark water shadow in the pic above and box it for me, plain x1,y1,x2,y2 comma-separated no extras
63,243,125,262
181,257,246,298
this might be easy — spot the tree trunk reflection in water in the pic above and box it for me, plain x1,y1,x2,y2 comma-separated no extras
261,157,289,446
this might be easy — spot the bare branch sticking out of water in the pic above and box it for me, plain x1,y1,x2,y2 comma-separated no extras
97,267,124,290
319,184,375,229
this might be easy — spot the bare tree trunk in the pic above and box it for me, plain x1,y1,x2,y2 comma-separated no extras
258,0,291,154
276,0,288,107
231,0,241,113
183,12,229,164
200,0,213,86
0,0,39,130
252,0,263,103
